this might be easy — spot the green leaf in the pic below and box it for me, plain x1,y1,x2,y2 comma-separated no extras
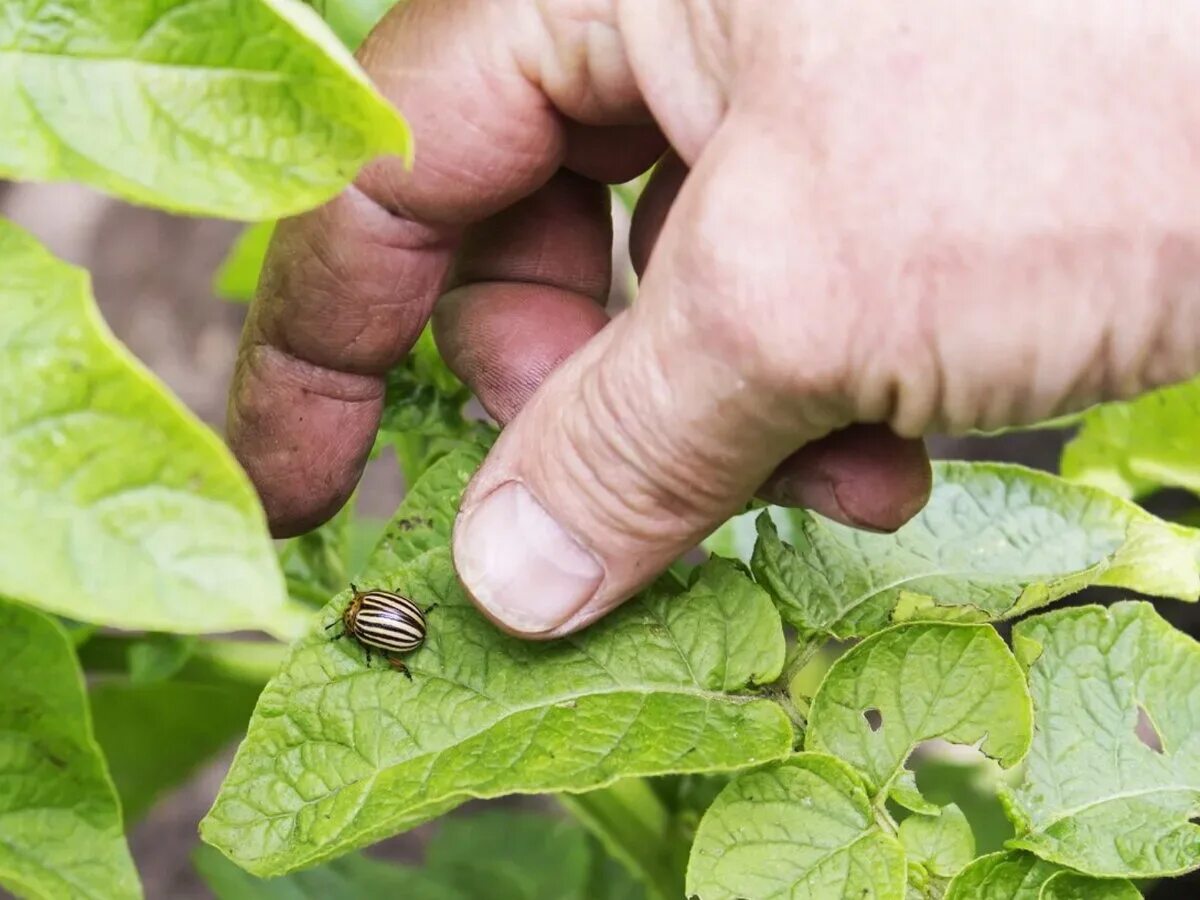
899,804,974,879
305,0,398,49
279,499,385,605
559,778,685,900
0,0,409,219
193,844,465,900
426,813,593,900
282,500,355,602
944,851,1140,900
364,445,484,572
1061,376,1200,499
806,623,1031,795
0,599,140,900
0,219,301,639
889,770,941,816
213,223,274,303
686,753,907,900
201,550,790,875
196,811,602,900
747,461,1200,638
1004,601,1200,878
90,679,260,823
909,754,1015,855
125,633,196,684
379,328,496,484
586,847,650,900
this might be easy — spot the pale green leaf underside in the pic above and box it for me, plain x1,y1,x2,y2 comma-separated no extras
0,600,140,900
1061,375,1200,499
898,804,974,879
202,454,790,876
1005,601,1200,878
806,623,1031,795
944,851,1139,900
0,219,298,637
686,753,906,900
746,461,1199,638
0,0,409,218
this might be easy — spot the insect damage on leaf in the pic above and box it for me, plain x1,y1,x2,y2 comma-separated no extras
1004,601,1200,879
805,622,1032,798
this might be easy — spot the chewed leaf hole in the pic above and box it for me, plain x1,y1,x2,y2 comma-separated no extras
1136,704,1164,754
863,708,883,732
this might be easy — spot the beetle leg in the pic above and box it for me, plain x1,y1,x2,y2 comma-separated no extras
387,656,413,680
363,646,373,667
424,603,439,615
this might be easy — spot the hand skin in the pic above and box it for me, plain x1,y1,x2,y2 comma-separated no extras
228,1,1200,638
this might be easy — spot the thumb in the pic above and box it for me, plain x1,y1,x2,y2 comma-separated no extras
452,311,795,638
452,133,830,638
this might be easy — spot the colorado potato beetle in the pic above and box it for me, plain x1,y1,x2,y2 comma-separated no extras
326,584,434,678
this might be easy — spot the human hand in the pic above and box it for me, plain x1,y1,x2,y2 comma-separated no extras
228,1,1200,638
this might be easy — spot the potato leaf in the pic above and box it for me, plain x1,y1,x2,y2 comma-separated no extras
305,0,398,49
1061,375,1200,499
0,599,140,900
90,679,260,823
213,223,273,303
944,851,1139,900
201,452,790,875
747,462,1199,638
686,753,907,900
196,811,603,900
0,0,409,218
1005,601,1200,878
378,328,496,484
806,623,1031,796
899,803,974,880
0,219,301,638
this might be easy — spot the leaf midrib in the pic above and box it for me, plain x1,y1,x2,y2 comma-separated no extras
1024,782,1200,834
220,682,781,869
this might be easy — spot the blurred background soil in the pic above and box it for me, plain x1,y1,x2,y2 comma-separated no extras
2,181,1197,898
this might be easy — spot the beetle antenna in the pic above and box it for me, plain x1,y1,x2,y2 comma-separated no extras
324,620,339,631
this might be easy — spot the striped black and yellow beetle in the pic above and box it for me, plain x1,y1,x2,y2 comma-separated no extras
326,584,435,678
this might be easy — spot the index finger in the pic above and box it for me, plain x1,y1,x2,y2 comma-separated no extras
227,0,589,536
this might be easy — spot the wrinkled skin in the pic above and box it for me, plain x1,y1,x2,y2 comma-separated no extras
229,1,1200,637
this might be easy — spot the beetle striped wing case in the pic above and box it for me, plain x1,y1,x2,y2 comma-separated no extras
347,589,427,652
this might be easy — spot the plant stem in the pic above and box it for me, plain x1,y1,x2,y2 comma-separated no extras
557,779,686,900
78,634,286,686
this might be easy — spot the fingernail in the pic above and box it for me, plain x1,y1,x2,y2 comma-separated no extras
454,481,604,634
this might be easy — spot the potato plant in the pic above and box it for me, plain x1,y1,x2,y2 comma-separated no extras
3,2,1200,899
